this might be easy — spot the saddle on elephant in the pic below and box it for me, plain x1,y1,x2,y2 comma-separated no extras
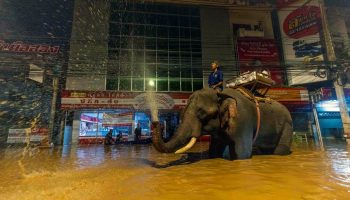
226,70,275,97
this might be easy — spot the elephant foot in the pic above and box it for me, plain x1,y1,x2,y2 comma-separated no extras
274,145,291,155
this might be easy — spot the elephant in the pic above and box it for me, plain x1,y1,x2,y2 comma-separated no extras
151,87,293,160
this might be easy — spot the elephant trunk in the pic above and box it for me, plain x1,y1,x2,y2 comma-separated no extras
152,117,201,153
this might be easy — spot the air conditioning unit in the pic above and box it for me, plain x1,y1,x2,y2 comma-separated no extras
238,28,264,37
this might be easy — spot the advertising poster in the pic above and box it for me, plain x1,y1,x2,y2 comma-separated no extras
237,38,284,85
278,0,327,85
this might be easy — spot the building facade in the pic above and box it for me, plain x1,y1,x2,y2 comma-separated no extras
61,0,313,145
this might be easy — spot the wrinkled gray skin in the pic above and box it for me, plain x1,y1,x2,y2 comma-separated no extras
152,88,293,160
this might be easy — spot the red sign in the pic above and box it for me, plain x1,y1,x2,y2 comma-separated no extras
283,6,321,39
0,40,60,54
237,38,279,63
237,38,283,85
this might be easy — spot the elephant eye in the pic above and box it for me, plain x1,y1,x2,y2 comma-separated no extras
197,108,207,120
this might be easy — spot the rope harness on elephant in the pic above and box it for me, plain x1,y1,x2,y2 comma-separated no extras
235,87,261,144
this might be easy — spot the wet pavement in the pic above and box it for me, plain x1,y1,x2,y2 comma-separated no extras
0,140,349,200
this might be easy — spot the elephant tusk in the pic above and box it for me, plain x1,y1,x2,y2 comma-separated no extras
175,137,197,154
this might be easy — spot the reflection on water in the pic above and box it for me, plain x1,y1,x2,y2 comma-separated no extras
0,141,350,200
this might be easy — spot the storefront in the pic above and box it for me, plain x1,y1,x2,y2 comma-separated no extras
313,88,350,139
61,90,190,144
61,87,310,144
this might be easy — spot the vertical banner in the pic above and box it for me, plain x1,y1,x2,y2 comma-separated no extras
237,38,283,85
278,0,326,85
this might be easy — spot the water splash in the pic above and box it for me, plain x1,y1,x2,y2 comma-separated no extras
146,92,158,122
17,113,41,176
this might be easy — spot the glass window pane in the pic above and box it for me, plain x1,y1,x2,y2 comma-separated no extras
110,23,121,35
157,27,168,38
169,39,179,51
169,27,179,39
180,40,191,51
168,15,179,26
157,78,168,91
170,79,180,91
145,78,156,91
157,64,168,77
179,16,190,27
190,17,200,28
157,14,168,26
134,13,145,24
120,78,131,91
120,62,131,76
120,37,132,49
181,79,192,91
145,26,157,37
180,28,190,38
192,67,203,78
145,38,156,50
133,63,144,77
157,51,168,63
169,51,180,64
133,79,144,91
106,79,118,90
145,64,156,78
133,37,145,50
191,28,201,40
107,62,119,76
145,51,156,63
134,25,144,36
157,38,168,50
193,79,203,91
181,67,191,78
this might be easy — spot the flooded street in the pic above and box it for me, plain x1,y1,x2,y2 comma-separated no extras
0,141,349,200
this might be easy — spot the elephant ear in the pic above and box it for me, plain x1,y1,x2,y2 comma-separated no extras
220,97,238,129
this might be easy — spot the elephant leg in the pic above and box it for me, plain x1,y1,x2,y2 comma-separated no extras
274,121,293,155
209,135,226,159
231,130,253,160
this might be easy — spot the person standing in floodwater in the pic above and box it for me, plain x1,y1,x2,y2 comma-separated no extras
134,123,142,142
208,60,223,92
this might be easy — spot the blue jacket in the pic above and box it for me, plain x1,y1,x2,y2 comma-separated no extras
208,69,223,90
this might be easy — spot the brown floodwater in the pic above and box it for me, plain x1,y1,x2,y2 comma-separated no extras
0,140,349,200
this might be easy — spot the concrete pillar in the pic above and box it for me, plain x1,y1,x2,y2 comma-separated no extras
66,0,110,90
200,7,236,87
